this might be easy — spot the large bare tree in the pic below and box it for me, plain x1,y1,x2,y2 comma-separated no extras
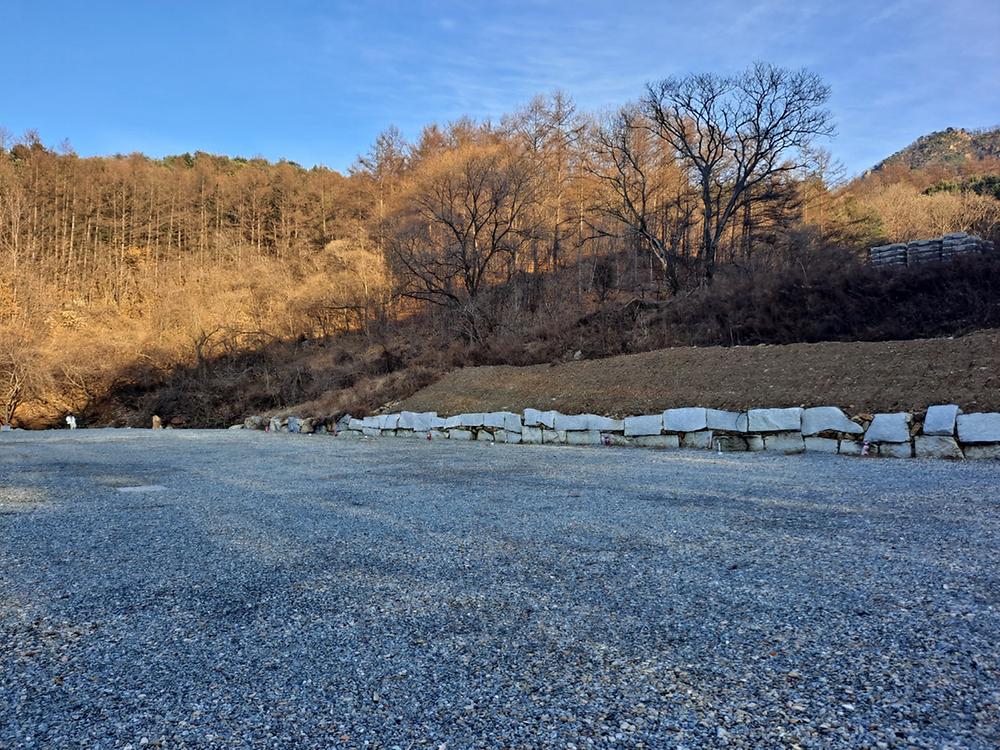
505,92,585,273
0,328,51,426
643,62,834,279
384,141,539,339
586,106,695,294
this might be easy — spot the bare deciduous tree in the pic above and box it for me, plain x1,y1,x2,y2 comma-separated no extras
643,62,834,280
587,106,694,293
505,92,585,273
0,329,51,426
384,142,539,338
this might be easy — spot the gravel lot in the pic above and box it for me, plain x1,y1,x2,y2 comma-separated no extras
1,430,998,749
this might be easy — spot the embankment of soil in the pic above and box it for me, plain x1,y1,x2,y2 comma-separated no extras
399,330,1000,416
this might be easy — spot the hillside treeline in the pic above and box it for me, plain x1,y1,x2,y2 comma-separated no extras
2,64,999,426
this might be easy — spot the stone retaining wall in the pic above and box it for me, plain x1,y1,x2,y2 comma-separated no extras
243,405,1000,460
869,232,994,267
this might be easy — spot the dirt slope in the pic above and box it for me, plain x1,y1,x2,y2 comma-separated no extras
400,330,1000,417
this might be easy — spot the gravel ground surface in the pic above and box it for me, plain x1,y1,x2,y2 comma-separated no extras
1,430,998,749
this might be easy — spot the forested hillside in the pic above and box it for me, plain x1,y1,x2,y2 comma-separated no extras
2,65,999,427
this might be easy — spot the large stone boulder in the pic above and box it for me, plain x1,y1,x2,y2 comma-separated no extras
484,411,509,429
553,413,623,432
481,412,503,429
878,442,913,458
482,411,523,433
864,413,911,443
801,407,863,436
839,440,863,456
523,409,558,429
459,413,484,428
541,429,566,444
399,411,437,432
553,413,588,431
624,414,662,437
521,426,543,444
587,415,624,431
378,414,400,430
714,435,750,452
923,404,960,436
804,437,839,453
243,415,265,430
747,408,802,433
763,432,806,454
706,409,744,433
680,430,714,450
663,408,707,433
565,430,602,446
914,436,963,459
632,434,680,449
956,413,1000,443
964,444,1000,460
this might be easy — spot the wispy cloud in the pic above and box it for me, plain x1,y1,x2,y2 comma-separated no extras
2,0,997,173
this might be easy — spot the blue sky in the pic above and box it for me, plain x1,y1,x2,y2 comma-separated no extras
3,0,998,176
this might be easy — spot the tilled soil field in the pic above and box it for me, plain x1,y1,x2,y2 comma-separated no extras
400,330,1000,417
